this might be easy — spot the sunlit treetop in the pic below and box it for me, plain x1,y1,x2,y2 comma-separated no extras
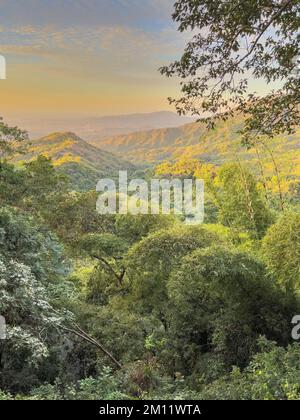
0,117,28,160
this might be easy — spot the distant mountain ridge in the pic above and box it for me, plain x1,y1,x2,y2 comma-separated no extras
90,115,300,185
9,111,195,141
15,116,300,192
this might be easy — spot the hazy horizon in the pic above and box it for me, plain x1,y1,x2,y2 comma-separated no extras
0,0,275,123
6,110,196,140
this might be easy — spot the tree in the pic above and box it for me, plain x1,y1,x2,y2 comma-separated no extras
115,213,175,245
0,161,26,206
262,211,300,290
0,207,68,283
80,214,174,304
22,156,68,211
0,259,70,393
80,233,129,291
127,225,218,316
43,190,116,249
0,118,28,160
215,163,273,238
154,159,219,224
167,246,298,373
0,157,68,214
155,158,202,178
161,0,300,144
200,338,300,400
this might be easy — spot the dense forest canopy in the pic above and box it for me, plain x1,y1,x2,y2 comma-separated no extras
0,110,299,399
0,0,300,401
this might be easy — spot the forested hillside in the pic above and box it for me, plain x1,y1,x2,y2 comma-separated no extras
92,115,300,193
16,132,136,190
1,0,300,403
0,115,300,400
17,116,299,199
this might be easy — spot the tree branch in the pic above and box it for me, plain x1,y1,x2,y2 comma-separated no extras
92,254,126,285
60,324,122,369
235,0,294,67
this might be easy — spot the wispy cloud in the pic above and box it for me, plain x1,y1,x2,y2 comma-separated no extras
0,0,186,117
0,0,175,30
0,21,187,76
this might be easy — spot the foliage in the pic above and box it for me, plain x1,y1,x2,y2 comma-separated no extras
29,367,130,400
22,156,68,209
42,190,116,249
0,117,299,400
199,338,300,400
167,246,297,373
127,225,218,314
80,214,175,304
0,258,70,393
155,158,202,178
215,163,273,238
160,0,300,144
262,211,300,290
115,213,175,244
0,158,68,213
0,117,28,160
0,207,68,282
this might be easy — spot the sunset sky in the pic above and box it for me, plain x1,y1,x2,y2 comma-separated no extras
0,0,186,119
0,0,274,121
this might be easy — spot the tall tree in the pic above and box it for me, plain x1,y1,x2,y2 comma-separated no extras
0,118,28,160
161,0,300,145
215,163,273,238
262,211,300,291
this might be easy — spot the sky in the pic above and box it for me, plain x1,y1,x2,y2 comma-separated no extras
0,0,191,119
0,0,275,122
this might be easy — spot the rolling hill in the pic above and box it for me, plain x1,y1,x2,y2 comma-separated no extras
90,115,300,190
15,117,300,195
17,132,136,190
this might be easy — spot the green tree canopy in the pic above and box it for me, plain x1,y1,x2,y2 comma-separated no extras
167,246,297,372
215,163,273,238
262,211,300,290
0,207,68,282
200,339,300,400
0,259,70,393
0,118,28,160
127,225,218,315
